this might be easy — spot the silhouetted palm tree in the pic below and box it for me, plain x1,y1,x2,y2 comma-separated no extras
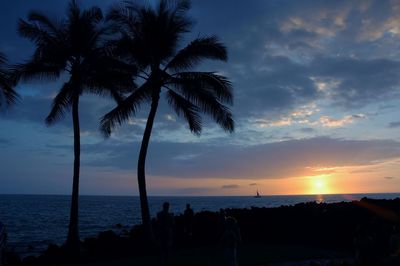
0,53,18,108
15,0,135,253
101,0,234,240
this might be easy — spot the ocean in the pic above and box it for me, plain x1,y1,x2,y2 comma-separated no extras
1,193,399,257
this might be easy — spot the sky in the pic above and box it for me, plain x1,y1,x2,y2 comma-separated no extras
1,0,400,196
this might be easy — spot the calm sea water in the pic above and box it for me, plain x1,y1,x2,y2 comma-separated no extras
0,193,399,257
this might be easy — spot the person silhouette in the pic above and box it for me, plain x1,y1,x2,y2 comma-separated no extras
221,216,241,266
183,203,194,237
156,202,174,266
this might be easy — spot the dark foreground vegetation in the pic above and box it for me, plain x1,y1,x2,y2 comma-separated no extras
5,197,400,266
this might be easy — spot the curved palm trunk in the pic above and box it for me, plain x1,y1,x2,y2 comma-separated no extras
66,96,81,254
137,89,161,241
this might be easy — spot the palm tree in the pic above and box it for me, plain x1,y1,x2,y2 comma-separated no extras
101,0,234,240
0,52,18,108
15,0,135,253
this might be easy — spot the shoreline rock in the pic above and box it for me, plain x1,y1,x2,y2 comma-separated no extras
5,197,400,265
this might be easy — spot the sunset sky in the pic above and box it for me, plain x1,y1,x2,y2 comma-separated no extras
1,0,400,196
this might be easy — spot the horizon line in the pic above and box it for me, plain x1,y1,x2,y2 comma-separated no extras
0,192,400,197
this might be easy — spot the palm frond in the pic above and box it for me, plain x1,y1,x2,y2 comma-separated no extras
83,52,137,99
13,59,63,82
166,89,202,135
100,85,151,136
171,71,233,104
85,76,135,104
163,0,193,33
171,0,191,17
197,96,234,133
107,1,140,27
18,19,59,45
18,15,69,67
0,85,19,107
27,11,64,37
0,73,19,107
213,103,234,133
82,6,103,24
88,26,112,48
166,36,227,71
68,0,81,22
45,81,74,125
169,76,234,132
0,52,19,107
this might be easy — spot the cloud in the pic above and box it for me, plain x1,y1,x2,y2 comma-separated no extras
170,187,213,195
221,184,240,189
388,122,400,128
254,111,366,128
253,103,318,128
80,137,400,180
312,57,400,108
6,0,400,123
6,0,400,138
215,0,400,121
383,176,397,180
318,114,366,128
227,55,400,124
3,0,400,195
300,127,315,133
0,138,10,144
1,94,120,133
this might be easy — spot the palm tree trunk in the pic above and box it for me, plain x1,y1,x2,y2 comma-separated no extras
66,96,80,255
137,89,160,241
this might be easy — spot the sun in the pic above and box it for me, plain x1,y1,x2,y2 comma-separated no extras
315,180,323,189
309,175,331,195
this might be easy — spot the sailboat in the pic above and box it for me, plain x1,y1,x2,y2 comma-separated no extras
254,189,261,198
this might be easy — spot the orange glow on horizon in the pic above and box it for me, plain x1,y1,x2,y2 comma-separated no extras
140,160,400,196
